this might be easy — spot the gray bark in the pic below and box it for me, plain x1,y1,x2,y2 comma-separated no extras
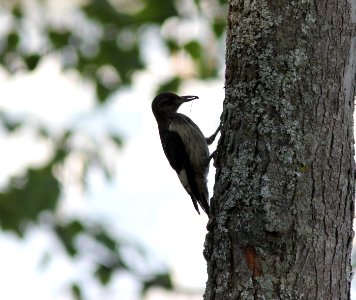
204,0,356,299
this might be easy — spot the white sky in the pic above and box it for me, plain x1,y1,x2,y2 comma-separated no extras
0,57,223,300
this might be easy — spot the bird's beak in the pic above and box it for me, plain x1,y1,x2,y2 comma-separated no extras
180,95,199,102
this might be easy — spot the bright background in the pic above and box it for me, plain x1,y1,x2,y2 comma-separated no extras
0,56,222,299
0,1,355,300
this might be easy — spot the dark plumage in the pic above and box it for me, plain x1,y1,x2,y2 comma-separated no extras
152,92,212,215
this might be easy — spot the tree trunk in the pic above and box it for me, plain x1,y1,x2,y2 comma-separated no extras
204,1,356,299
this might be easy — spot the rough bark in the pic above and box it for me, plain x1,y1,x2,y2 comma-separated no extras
204,1,356,299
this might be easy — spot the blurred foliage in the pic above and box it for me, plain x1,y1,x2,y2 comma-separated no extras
1,0,226,102
0,0,226,298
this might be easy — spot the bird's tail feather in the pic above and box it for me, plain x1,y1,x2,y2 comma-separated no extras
190,197,200,215
197,194,209,216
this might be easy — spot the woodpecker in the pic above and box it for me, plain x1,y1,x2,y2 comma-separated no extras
152,92,219,216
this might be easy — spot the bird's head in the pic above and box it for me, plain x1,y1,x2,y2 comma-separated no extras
152,92,199,117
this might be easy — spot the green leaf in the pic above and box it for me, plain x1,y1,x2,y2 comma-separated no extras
12,4,23,19
54,220,84,257
24,54,41,71
156,77,181,94
183,40,219,79
212,21,226,37
109,133,123,148
165,39,180,52
193,0,201,9
82,0,134,27
135,0,177,23
71,283,83,300
142,273,173,295
0,111,22,132
76,37,143,102
37,126,50,138
96,80,111,103
184,41,202,60
97,39,142,84
52,130,72,164
6,32,19,50
95,264,113,285
94,231,118,252
48,30,71,49
0,166,60,234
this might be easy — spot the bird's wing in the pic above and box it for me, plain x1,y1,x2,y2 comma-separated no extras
168,116,210,215
159,129,202,214
169,114,209,173
160,129,187,172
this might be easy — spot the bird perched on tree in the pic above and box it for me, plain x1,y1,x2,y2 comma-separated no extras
152,92,220,216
